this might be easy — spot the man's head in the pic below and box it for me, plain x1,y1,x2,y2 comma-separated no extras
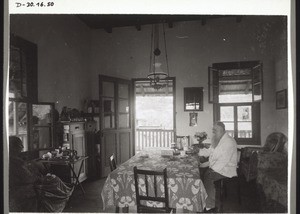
9,136,24,156
211,121,226,148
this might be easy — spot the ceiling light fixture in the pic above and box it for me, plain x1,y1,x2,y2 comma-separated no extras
147,23,170,90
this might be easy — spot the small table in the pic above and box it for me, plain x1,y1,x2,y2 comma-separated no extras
38,156,89,194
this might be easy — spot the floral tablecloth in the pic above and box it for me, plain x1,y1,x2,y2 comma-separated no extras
101,150,207,212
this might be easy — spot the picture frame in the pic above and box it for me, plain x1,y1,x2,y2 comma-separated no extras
189,112,198,127
184,87,203,111
276,89,287,109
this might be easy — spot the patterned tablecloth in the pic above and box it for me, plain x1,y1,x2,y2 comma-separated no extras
101,150,207,212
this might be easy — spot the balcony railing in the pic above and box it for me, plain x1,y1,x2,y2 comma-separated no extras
135,129,175,151
227,130,252,138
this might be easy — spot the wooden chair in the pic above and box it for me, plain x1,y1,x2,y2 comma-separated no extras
214,148,242,212
109,154,117,172
175,135,190,149
133,166,174,213
109,154,128,213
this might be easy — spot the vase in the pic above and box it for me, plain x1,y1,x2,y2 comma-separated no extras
198,140,205,149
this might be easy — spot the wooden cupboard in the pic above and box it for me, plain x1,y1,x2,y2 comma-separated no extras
52,121,88,183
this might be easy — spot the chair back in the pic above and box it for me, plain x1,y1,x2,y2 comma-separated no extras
109,154,117,172
263,132,287,153
133,166,171,213
237,148,242,166
176,135,190,149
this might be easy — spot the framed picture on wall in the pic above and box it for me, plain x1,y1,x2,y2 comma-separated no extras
184,87,203,111
276,89,287,109
189,112,198,126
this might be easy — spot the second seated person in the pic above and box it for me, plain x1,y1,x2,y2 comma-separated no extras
199,121,237,212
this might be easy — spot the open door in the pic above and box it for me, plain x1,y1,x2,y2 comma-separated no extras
99,75,133,177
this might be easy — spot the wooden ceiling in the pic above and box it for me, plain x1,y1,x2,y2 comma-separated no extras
77,14,242,33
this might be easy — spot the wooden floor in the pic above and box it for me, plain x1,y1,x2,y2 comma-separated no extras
63,175,276,213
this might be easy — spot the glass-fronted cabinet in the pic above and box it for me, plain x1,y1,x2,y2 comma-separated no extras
9,100,55,153
9,101,29,150
31,103,55,150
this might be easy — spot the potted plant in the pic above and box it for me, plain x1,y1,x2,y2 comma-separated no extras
194,132,208,149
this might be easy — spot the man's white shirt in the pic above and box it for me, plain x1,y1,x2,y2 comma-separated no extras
199,132,238,178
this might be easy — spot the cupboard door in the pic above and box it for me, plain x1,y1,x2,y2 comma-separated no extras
72,132,87,183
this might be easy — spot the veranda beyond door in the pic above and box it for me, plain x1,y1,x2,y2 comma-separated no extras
99,75,133,177
134,78,176,152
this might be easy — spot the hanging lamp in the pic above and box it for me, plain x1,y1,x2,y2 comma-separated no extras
147,23,170,90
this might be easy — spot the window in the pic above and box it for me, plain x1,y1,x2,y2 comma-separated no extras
9,35,55,153
209,61,262,145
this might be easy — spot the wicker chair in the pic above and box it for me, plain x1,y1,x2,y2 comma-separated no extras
240,132,287,182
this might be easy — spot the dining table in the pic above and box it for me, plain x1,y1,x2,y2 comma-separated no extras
101,149,208,212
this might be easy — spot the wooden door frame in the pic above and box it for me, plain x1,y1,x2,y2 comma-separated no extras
132,77,176,154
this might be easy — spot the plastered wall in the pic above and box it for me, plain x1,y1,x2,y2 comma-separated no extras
89,16,288,145
9,15,288,146
10,15,92,112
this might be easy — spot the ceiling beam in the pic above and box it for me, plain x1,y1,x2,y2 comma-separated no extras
105,27,112,33
168,21,173,28
236,16,242,23
135,24,141,31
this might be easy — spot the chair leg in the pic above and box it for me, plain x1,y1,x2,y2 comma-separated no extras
215,179,224,213
115,206,129,213
220,180,224,212
237,177,241,205
123,206,129,213
223,181,227,198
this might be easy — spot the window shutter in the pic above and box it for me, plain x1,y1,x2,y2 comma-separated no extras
208,67,219,103
252,63,263,102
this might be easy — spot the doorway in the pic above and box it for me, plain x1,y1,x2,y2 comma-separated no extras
133,78,176,152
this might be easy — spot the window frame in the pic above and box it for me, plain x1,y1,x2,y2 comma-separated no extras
218,102,255,144
210,61,262,145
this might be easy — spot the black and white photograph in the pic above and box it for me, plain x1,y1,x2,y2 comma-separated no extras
3,0,296,213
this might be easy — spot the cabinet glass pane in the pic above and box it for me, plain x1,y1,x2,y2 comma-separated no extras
32,127,52,150
119,114,129,128
103,98,114,113
9,101,29,151
32,104,52,125
104,114,115,129
118,84,129,99
119,99,129,113
220,106,234,121
102,81,114,97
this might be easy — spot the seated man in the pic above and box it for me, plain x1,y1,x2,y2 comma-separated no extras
199,121,237,212
9,136,74,212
